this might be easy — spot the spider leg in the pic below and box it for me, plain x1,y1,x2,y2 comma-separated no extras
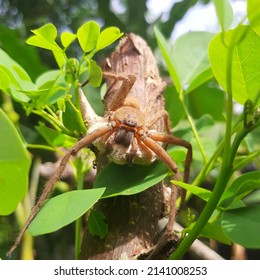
139,135,181,222
147,109,171,134
149,132,192,210
6,125,113,257
139,133,192,259
149,132,192,185
139,135,179,259
103,72,136,111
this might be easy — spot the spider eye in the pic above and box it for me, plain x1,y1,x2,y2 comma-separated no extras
123,118,137,127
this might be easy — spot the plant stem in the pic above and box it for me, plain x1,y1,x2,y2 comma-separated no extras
26,144,56,152
170,32,235,260
180,89,208,164
75,169,85,259
192,141,223,186
32,109,62,132
170,165,232,259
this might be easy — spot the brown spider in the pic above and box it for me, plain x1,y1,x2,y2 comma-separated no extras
7,33,192,258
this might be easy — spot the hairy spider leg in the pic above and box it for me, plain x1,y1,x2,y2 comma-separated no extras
103,72,136,111
149,132,192,185
7,125,113,257
139,132,192,259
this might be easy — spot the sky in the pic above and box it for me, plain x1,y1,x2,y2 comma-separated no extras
147,0,247,40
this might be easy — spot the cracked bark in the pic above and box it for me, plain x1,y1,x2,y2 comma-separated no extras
79,181,171,260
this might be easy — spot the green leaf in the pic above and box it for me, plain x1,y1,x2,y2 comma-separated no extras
28,188,105,236
244,189,260,205
0,67,11,91
88,209,108,239
62,99,84,133
171,180,212,202
213,0,233,31
94,161,169,198
171,32,215,92
220,171,260,209
154,26,182,93
199,221,231,245
0,26,48,80
209,26,260,105
10,80,41,104
60,31,77,48
187,82,225,121
96,27,123,51
52,49,66,68
10,84,30,103
26,23,61,52
164,85,185,126
0,109,31,215
221,205,260,248
34,70,68,107
36,122,77,148
88,59,103,87
248,0,260,34
26,24,65,67
35,70,61,88
0,49,31,90
77,21,100,53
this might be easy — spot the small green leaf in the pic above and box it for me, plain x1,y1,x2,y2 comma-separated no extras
220,171,260,209
33,71,67,107
52,49,66,68
88,209,108,239
36,122,77,148
10,84,30,103
26,23,61,52
221,205,260,248
154,26,182,93
213,0,233,31
28,188,105,236
77,21,100,53
209,26,260,105
26,24,65,67
94,161,169,198
0,68,11,91
10,80,39,103
35,70,61,88
62,99,85,133
199,221,231,245
60,31,77,48
88,59,103,87
0,49,31,89
171,180,212,202
0,109,31,215
96,27,123,51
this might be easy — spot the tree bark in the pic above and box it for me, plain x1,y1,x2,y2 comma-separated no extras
79,182,171,260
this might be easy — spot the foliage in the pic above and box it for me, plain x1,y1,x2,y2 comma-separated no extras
0,109,31,215
28,188,105,235
0,21,124,258
154,0,260,259
0,0,259,259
